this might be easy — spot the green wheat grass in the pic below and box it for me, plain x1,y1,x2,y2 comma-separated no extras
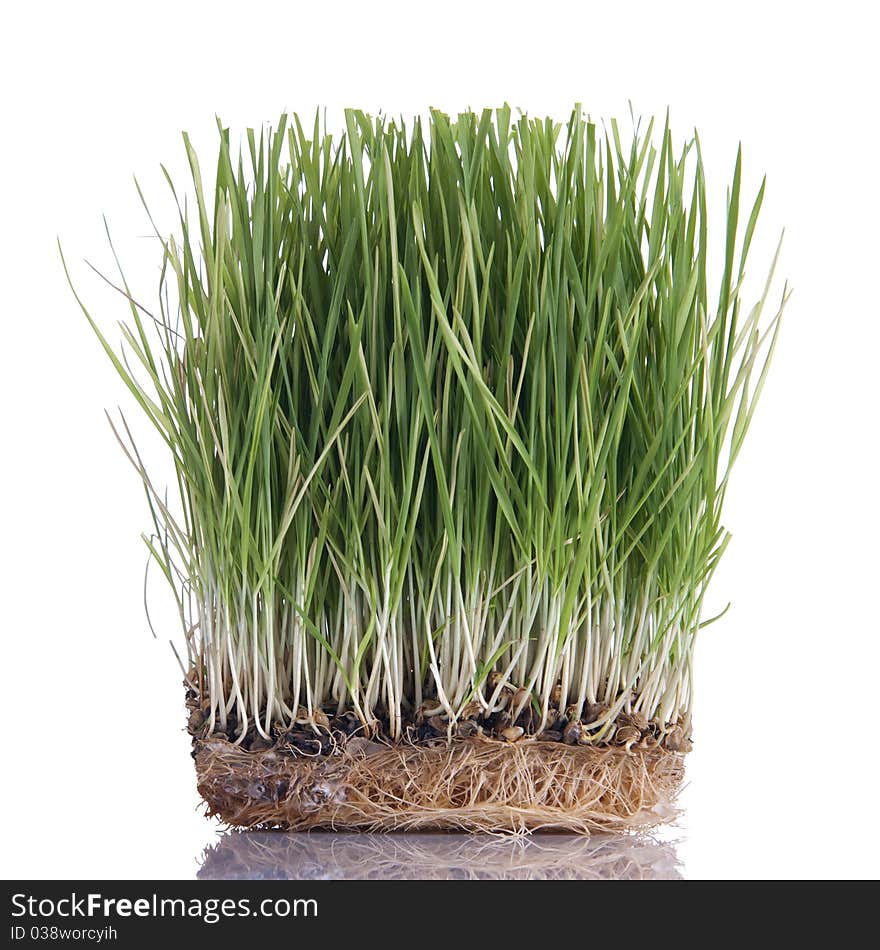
66,106,786,743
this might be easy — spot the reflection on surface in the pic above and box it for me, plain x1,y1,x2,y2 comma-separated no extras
198,830,681,880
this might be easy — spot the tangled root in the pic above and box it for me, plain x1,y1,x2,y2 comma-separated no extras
194,735,684,833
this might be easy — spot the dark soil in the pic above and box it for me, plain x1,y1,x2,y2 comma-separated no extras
184,679,692,756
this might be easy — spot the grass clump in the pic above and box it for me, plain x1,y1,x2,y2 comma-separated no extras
69,106,785,748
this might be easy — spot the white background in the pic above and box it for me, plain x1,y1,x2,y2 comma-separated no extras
1,0,878,879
